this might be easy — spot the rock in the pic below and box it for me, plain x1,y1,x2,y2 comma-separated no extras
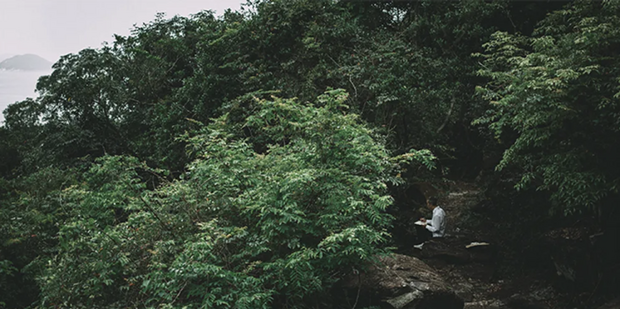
527,286,555,302
453,282,475,302
544,227,598,290
506,297,548,309
597,297,620,309
464,299,505,309
420,239,472,263
338,253,464,309
386,290,425,308
419,237,496,265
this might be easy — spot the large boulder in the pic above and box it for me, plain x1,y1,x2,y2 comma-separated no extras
597,297,620,309
544,227,598,290
418,237,496,265
463,299,505,309
338,253,464,309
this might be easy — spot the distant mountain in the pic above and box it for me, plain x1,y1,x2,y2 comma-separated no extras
0,54,52,71
0,54,13,62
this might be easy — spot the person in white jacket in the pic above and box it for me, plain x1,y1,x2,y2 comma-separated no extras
414,196,446,249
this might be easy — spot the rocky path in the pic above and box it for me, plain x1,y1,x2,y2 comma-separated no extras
339,181,616,308
406,181,565,309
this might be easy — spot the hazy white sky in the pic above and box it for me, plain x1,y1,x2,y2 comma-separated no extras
0,0,246,63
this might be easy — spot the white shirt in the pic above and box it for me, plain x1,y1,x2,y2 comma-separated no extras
425,206,446,237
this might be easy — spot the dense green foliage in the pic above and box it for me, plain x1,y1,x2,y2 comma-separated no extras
36,90,429,308
475,0,620,214
2,0,620,307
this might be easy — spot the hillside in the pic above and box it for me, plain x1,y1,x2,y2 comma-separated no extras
1,1,620,308
0,54,52,71
0,54,13,62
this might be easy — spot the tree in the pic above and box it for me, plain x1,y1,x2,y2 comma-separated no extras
0,167,78,308
37,90,434,308
475,0,620,214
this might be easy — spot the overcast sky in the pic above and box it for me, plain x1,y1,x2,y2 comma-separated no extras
0,0,246,63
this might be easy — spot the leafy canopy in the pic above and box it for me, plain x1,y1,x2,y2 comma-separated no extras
474,0,620,214
38,89,433,308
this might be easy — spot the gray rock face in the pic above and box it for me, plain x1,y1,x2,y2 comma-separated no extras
339,253,464,309
463,299,505,309
452,282,475,302
597,298,620,309
419,237,496,265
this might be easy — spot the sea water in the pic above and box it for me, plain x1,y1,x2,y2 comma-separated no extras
0,69,52,124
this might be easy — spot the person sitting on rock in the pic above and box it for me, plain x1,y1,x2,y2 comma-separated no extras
414,196,446,249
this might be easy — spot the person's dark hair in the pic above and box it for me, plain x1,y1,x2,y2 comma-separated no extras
427,196,438,206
